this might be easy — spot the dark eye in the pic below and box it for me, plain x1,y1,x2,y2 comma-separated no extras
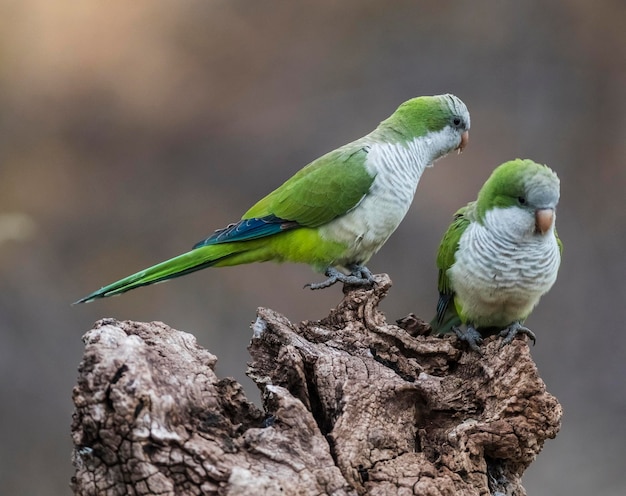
452,116,463,127
518,197,527,205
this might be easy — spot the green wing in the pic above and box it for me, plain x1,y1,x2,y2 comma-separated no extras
431,202,474,334
555,227,563,256
243,141,375,227
436,203,473,294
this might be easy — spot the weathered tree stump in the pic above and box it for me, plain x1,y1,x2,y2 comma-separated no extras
71,274,561,495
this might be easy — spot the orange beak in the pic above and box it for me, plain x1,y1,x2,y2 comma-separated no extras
535,208,555,235
456,130,469,154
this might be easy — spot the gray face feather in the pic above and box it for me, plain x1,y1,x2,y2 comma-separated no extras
522,167,560,210
443,94,471,132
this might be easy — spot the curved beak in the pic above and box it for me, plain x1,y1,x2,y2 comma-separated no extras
456,130,469,154
535,208,555,235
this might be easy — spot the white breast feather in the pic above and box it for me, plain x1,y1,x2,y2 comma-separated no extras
318,128,458,266
449,206,560,327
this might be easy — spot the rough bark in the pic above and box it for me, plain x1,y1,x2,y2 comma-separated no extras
71,274,561,496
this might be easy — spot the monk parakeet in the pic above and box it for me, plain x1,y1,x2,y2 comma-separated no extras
76,94,469,303
431,159,562,352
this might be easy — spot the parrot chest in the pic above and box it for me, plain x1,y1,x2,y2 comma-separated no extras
320,189,412,264
449,212,561,327
318,138,431,265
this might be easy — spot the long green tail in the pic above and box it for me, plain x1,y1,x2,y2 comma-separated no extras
74,243,249,304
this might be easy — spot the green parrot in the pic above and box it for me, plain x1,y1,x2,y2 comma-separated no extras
431,159,562,352
76,94,470,304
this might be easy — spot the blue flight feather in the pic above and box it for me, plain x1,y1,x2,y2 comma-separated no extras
193,215,300,249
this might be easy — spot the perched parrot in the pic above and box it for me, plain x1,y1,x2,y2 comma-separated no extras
431,159,562,352
76,94,470,304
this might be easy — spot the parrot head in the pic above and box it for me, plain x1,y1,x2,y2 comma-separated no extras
475,159,560,238
385,94,470,158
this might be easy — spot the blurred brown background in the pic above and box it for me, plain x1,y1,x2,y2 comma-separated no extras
1,1,624,494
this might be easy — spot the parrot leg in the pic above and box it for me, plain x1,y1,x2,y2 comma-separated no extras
453,325,483,354
305,264,375,290
498,322,536,348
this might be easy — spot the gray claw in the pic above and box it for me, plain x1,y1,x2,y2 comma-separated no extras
305,265,375,291
453,325,484,354
348,264,374,284
499,322,536,348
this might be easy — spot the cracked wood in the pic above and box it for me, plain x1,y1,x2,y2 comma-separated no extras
72,274,561,495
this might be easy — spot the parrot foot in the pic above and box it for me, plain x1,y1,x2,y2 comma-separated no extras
498,322,536,348
453,325,484,354
305,265,375,290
